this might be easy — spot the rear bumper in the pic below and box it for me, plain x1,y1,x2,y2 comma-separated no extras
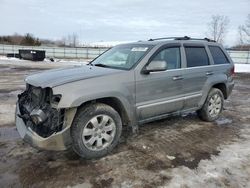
15,103,71,151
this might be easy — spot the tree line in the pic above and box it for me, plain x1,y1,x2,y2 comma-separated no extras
0,33,41,46
0,33,79,47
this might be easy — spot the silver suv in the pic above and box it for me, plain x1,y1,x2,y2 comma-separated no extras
16,37,234,159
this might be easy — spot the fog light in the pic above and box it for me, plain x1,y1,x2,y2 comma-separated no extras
30,109,47,125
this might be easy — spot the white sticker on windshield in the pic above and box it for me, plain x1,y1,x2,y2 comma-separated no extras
131,47,148,52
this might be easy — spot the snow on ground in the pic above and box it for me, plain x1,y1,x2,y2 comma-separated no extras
235,63,250,73
166,123,250,188
0,56,88,67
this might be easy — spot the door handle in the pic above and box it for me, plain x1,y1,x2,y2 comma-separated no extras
206,71,214,76
172,76,183,81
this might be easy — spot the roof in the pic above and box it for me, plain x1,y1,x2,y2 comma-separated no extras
122,36,219,46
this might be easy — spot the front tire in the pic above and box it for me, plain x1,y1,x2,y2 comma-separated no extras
71,103,122,159
197,88,224,122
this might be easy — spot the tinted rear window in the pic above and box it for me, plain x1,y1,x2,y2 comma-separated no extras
209,46,229,64
185,47,209,67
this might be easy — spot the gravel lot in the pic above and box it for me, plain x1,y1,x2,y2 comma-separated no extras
0,59,250,188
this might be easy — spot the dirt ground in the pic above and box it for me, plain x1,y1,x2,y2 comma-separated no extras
0,59,250,188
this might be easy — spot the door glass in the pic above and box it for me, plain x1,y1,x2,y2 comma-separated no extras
185,47,209,67
151,47,181,70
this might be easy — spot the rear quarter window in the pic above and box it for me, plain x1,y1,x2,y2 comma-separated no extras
209,46,229,64
185,47,209,67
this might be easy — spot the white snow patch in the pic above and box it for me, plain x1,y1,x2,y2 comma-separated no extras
0,56,87,66
235,63,250,73
0,56,22,61
166,155,176,160
165,123,250,188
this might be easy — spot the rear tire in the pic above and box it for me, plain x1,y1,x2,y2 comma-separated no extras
71,103,122,159
197,88,224,122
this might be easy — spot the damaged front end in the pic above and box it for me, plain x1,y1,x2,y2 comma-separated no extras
15,84,76,150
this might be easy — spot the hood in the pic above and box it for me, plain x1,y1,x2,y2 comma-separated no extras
25,65,123,88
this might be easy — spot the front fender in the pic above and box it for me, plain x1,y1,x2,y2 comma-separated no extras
51,72,135,124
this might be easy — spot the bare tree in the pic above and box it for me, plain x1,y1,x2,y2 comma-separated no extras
66,33,79,47
206,15,230,44
11,33,23,44
72,33,79,47
60,36,67,46
238,14,250,44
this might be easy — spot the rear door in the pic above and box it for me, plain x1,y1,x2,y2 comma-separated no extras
181,44,213,109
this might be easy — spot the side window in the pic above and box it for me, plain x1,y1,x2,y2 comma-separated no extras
209,46,229,64
152,47,181,70
185,47,209,67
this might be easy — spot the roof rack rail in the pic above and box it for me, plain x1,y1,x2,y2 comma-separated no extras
203,37,216,42
174,36,191,40
185,37,216,42
148,36,216,42
148,37,181,41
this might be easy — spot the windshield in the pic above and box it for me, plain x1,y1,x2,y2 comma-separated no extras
91,44,152,70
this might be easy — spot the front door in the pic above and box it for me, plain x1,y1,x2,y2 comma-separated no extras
135,46,184,122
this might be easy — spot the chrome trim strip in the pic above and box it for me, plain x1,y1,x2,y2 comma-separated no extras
137,93,202,109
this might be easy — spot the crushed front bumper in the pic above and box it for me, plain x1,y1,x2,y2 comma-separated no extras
15,103,72,151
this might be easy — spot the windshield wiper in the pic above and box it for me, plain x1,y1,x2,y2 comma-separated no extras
94,63,111,68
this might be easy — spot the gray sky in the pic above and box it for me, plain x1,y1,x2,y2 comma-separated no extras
0,0,249,46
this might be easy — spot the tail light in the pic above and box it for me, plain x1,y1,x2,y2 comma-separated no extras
230,65,235,76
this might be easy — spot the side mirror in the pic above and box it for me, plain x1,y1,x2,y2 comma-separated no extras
142,60,167,74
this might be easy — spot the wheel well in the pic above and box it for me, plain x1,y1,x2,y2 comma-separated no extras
213,83,227,99
78,97,130,126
